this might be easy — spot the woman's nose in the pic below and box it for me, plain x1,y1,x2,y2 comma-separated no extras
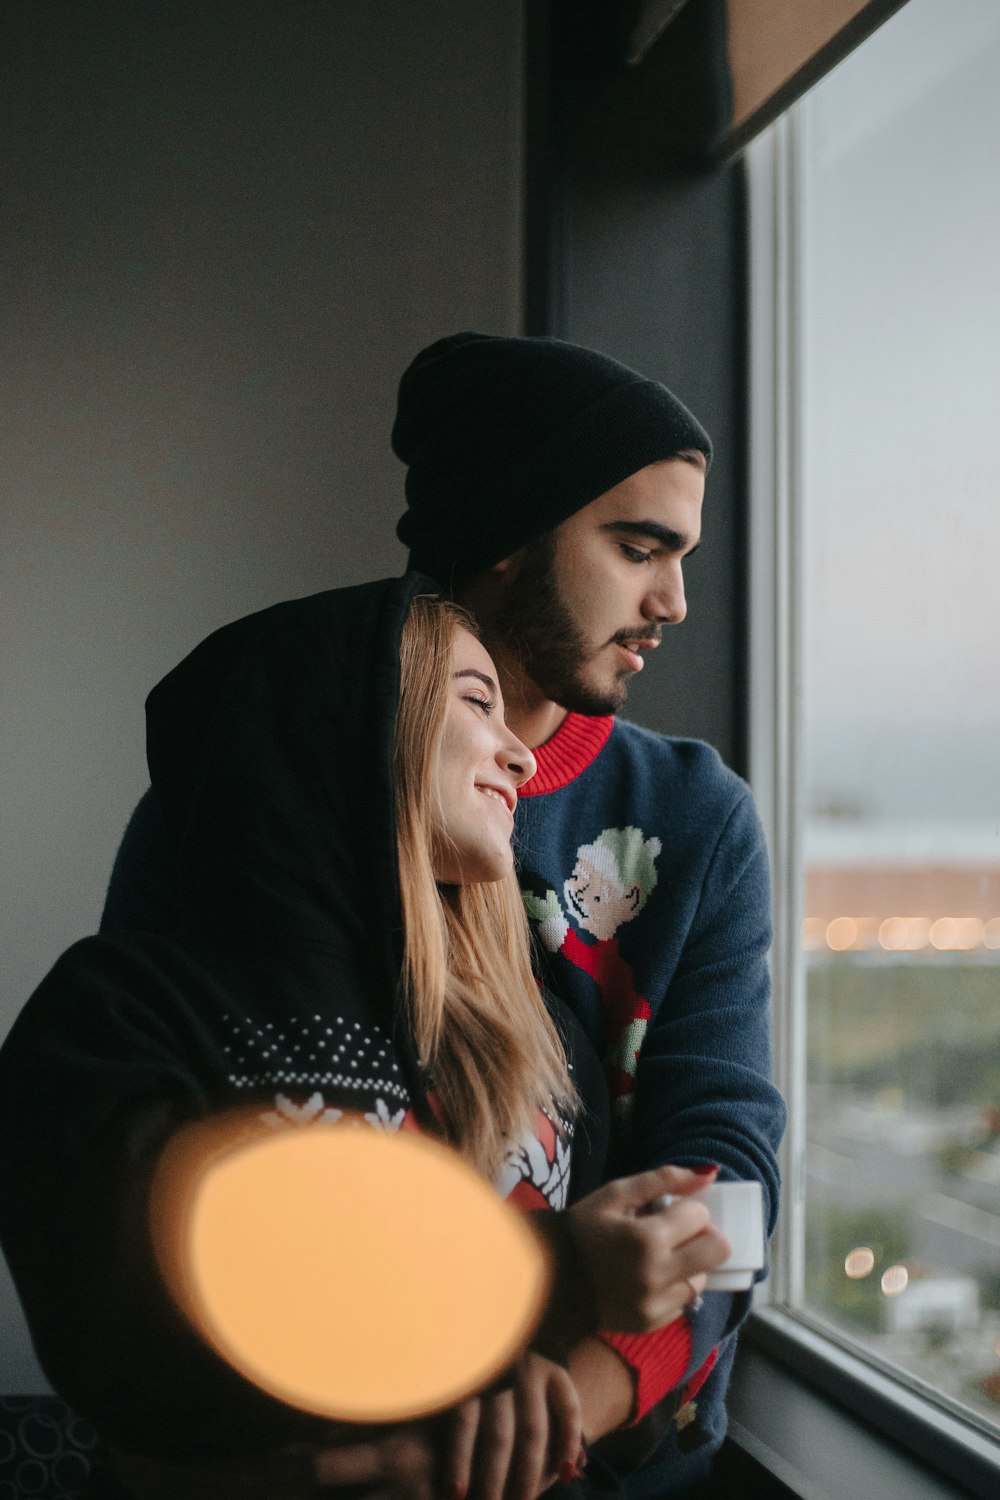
499,733,537,789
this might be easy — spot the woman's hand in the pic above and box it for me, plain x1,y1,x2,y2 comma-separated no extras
442,1354,584,1500
568,1164,732,1332
109,1429,435,1500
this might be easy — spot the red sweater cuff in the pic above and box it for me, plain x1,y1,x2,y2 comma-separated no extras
599,1317,692,1422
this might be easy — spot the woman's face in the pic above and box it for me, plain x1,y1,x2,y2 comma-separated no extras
431,628,537,884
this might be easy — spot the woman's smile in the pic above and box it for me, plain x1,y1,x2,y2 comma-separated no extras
475,782,516,816
431,628,535,884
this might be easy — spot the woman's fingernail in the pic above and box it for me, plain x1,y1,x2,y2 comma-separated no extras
576,1447,588,1470
446,1485,467,1500
559,1461,577,1485
691,1163,720,1174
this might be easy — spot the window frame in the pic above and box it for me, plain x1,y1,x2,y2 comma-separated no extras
743,106,1000,1500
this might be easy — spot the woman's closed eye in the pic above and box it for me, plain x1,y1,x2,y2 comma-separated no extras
464,693,496,716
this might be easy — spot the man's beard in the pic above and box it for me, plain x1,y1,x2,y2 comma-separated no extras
490,533,630,716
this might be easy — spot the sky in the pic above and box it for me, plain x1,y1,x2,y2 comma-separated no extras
797,0,1000,829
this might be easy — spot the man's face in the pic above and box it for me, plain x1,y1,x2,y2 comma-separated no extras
489,458,704,715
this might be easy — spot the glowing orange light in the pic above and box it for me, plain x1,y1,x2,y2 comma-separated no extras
826,917,858,952
844,1247,875,1279
878,917,907,951
956,918,984,950
153,1120,548,1421
881,917,932,951
881,1264,909,1297
854,919,879,949
929,917,987,950
801,918,826,951
904,917,931,950
930,917,959,951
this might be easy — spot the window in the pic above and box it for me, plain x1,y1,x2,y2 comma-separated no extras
749,0,1000,1484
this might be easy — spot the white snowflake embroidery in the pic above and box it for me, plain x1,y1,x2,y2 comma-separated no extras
260,1091,344,1129
364,1098,406,1132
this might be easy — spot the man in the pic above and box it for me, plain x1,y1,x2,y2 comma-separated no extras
101,332,783,1497
391,332,784,1496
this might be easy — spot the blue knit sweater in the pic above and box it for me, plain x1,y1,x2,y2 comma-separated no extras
516,711,785,1498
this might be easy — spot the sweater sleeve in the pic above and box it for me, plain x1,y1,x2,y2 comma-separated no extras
599,1319,690,1420
618,786,786,1385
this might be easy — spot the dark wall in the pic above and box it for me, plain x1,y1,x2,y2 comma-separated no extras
1,0,525,1387
528,0,748,772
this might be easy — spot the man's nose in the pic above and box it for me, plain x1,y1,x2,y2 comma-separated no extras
644,565,687,625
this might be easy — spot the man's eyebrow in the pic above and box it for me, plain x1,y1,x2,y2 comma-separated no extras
454,668,498,694
600,519,700,555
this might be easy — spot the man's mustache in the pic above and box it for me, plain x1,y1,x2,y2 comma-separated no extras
610,627,663,647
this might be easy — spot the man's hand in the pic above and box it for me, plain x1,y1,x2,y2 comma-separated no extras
568,1165,731,1332
442,1354,584,1500
109,1428,435,1500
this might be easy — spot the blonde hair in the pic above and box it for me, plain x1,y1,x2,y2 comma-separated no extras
394,596,576,1176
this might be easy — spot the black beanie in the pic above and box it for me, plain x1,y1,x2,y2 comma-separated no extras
392,330,712,584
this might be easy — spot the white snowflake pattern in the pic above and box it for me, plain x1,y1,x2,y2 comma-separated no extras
259,1091,344,1129
259,1091,407,1134
364,1098,407,1132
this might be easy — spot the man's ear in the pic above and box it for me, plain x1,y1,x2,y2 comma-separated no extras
456,548,526,609
491,547,526,579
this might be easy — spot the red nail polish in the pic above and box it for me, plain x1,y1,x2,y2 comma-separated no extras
691,1163,720,1175
446,1485,467,1500
559,1461,576,1485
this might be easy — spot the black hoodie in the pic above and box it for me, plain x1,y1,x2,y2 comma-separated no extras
0,575,607,1463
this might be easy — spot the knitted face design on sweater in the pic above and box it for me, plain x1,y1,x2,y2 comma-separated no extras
522,826,664,1112
563,827,662,941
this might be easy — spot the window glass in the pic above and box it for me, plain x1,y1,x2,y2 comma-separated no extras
796,0,1000,1432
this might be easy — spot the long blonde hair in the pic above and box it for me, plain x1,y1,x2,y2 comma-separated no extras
394,596,577,1176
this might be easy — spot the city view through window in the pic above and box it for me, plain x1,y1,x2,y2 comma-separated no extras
795,0,1000,1432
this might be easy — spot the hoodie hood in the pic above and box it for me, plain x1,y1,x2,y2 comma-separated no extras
144,573,438,1037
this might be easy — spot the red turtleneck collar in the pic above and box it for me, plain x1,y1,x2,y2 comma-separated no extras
520,713,614,796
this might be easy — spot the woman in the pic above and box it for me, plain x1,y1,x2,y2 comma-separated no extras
0,575,727,1498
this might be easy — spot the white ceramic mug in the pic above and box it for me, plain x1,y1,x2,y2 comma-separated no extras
699,1180,765,1290
644,1178,765,1291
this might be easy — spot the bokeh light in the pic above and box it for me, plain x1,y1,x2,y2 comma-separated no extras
878,916,908,951
878,916,931,951
826,917,858,951
903,917,932,950
930,918,959,950
816,914,1000,952
881,1264,909,1297
152,1118,549,1421
844,1247,875,1279
956,917,984,949
802,917,826,951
